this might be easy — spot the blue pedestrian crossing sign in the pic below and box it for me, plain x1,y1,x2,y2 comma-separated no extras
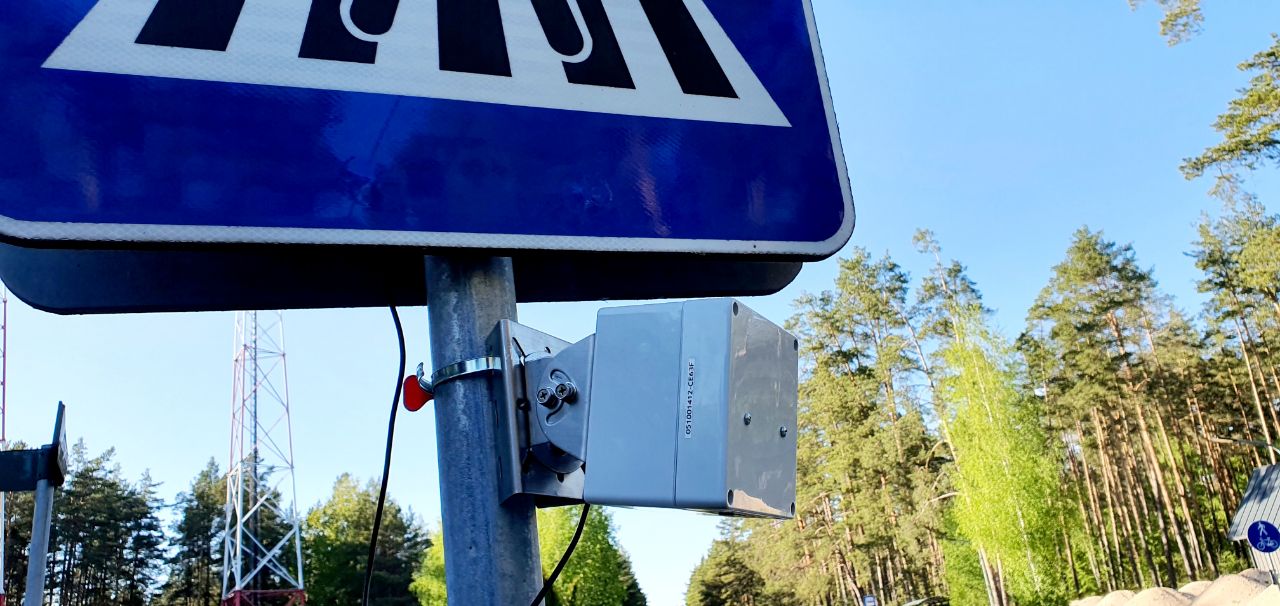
0,0,852,257
1250,520,1280,553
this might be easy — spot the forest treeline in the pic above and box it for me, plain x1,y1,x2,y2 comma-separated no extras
0,443,646,605
687,3,1280,604
686,199,1280,606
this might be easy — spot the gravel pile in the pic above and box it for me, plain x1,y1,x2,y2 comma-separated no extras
1192,572,1268,606
1247,586,1280,606
1069,569,1280,606
1097,590,1138,606
1182,581,1213,597
1130,588,1193,606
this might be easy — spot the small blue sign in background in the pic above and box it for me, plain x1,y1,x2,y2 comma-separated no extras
863,595,878,606
1248,520,1280,553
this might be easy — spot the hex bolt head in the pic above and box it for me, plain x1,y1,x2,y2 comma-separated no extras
535,388,552,406
779,425,789,438
743,412,753,425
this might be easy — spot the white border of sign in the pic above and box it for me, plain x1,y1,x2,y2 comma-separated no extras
0,0,854,257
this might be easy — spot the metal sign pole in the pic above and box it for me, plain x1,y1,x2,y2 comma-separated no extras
424,256,542,605
22,479,52,606
23,403,63,606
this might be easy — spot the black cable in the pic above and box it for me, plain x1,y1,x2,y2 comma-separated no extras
530,504,592,606
363,306,406,606
363,307,584,606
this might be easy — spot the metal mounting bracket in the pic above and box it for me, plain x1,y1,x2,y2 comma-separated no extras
416,356,503,394
488,320,592,506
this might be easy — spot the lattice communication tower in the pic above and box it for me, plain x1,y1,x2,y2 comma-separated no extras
222,311,306,606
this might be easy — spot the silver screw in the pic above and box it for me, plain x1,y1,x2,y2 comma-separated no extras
554,382,576,401
536,388,552,406
743,412,752,425
779,426,789,438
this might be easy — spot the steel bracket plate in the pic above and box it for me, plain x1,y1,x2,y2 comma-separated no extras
489,320,585,506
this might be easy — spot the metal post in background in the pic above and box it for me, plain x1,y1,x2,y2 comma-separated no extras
22,478,50,606
425,256,542,605
23,403,64,606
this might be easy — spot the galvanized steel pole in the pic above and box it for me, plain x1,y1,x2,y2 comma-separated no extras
23,480,52,606
25,403,63,606
425,256,542,605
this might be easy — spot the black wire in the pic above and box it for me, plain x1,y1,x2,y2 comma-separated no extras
363,306,406,606
363,307,584,606
530,504,592,606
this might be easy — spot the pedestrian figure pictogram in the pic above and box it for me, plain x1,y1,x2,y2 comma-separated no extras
1249,520,1280,553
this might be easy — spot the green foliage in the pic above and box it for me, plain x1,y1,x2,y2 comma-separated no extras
1024,227,1156,422
941,531,988,606
686,539,769,606
1193,194,1280,308
409,504,645,604
942,307,1066,606
409,530,446,606
538,505,628,606
1128,0,1203,45
3,441,33,599
1130,2,1280,190
1183,36,1280,179
619,553,648,606
48,441,167,606
409,507,644,606
155,459,224,606
748,247,950,605
1238,223,1280,297
700,216,1280,605
303,474,427,606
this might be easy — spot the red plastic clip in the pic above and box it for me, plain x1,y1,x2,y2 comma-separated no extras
403,375,433,412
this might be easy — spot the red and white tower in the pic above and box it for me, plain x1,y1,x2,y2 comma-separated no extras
222,311,306,606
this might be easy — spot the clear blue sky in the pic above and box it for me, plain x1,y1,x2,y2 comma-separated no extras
5,2,1280,605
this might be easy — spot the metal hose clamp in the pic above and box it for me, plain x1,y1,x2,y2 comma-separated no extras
417,357,504,393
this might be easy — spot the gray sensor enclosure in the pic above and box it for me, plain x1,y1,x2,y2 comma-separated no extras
583,299,798,518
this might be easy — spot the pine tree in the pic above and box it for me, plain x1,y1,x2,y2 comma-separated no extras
303,474,427,606
686,538,770,606
747,248,947,605
410,506,645,606
156,459,225,606
1128,3,1280,187
537,505,628,606
619,552,647,606
46,441,166,605
2,441,32,601
1182,37,1280,180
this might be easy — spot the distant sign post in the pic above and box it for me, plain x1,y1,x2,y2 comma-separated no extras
1250,521,1280,554
864,594,879,606
1229,465,1280,581
0,0,852,602
0,403,69,606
